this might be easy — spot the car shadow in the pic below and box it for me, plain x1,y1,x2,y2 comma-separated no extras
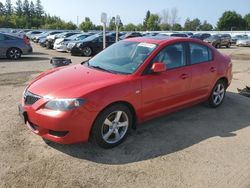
48,92,250,164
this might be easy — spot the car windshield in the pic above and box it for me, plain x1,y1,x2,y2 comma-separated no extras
88,41,157,74
209,35,220,39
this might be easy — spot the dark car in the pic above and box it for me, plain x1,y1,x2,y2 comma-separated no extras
120,32,142,40
204,34,231,48
0,32,32,60
170,33,188,37
71,34,116,56
46,32,80,49
191,33,211,41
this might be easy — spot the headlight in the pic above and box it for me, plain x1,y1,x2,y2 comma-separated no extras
45,98,85,111
76,43,82,48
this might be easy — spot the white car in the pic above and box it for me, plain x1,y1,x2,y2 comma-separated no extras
236,36,250,47
54,33,91,52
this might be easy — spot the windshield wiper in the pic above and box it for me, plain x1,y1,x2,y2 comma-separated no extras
88,65,118,74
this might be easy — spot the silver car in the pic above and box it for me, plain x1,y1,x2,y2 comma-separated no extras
0,32,32,60
236,36,250,47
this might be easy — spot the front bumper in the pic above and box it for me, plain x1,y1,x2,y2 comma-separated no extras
71,47,83,56
18,97,97,144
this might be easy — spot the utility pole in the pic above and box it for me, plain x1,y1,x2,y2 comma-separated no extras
101,12,107,49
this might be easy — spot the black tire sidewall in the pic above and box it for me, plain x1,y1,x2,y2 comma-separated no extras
91,104,132,149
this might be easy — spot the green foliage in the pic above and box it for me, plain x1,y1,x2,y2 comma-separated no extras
79,17,93,31
184,18,201,31
217,11,246,30
244,14,250,30
143,10,151,30
147,14,160,31
200,20,213,31
0,0,76,29
108,17,116,30
172,23,182,31
159,23,171,31
122,23,137,31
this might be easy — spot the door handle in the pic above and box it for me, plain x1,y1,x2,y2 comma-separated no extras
210,67,217,72
180,74,189,79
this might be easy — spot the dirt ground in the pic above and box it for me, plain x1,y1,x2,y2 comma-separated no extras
0,43,250,188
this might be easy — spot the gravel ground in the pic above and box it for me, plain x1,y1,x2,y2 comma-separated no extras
0,43,250,188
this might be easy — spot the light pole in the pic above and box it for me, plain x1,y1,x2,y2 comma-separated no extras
115,15,121,42
101,12,107,49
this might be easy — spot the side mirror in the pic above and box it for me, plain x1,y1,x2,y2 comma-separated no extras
151,62,166,73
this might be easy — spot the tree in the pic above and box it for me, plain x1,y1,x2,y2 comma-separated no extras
143,10,151,30
30,1,36,17
184,18,201,31
123,23,137,31
0,2,5,15
108,16,116,30
136,24,144,31
15,0,23,16
5,0,13,15
200,20,213,31
217,11,246,30
22,0,30,16
160,23,171,31
160,9,170,25
35,0,44,17
147,14,160,31
172,23,182,31
244,14,250,30
170,7,180,26
79,17,93,31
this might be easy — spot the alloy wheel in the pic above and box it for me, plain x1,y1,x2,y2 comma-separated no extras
212,83,225,106
101,111,129,144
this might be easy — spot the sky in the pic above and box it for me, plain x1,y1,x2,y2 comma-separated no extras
4,0,250,26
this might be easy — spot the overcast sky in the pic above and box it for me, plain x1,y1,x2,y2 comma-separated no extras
4,0,250,26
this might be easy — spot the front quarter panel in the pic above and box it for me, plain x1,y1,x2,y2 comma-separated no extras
83,77,143,122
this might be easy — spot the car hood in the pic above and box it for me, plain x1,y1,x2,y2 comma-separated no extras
26,64,127,98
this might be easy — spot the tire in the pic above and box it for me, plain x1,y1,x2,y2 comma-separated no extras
215,44,220,49
82,47,92,57
226,43,231,48
7,48,22,60
208,80,226,108
91,104,132,148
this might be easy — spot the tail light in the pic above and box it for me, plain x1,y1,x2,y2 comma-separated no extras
23,35,30,45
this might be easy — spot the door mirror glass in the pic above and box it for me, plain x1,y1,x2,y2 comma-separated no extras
152,62,166,73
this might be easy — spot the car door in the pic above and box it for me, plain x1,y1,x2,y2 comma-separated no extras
188,42,217,100
141,42,192,119
0,34,5,57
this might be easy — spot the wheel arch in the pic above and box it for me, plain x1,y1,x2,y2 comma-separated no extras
217,77,229,88
91,100,137,137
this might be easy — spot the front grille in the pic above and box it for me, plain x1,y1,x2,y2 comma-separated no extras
24,90,42,105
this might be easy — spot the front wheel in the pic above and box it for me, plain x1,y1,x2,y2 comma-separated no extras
208,80,226,108
82,47,92,56
91,104,132,148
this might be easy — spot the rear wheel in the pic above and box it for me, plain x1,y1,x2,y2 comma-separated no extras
226,43,231,48
208,80,226,108
91,104,132,148
7,48,21,60
215,44,221,48
82,47,92,56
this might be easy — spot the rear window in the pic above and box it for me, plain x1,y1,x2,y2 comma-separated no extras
190,43,213,64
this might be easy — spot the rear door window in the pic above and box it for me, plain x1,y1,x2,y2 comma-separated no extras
189,43,213,64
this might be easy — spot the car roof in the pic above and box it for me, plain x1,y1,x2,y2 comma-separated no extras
125,36,201,45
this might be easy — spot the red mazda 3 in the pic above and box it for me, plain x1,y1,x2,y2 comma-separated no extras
18,37,232,148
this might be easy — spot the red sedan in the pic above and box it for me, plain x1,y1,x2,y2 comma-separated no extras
18,37,232,148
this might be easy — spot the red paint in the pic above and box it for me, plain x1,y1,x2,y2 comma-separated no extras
19,37,232,144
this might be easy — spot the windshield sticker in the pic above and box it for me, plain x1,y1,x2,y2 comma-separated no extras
138,43,156,49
